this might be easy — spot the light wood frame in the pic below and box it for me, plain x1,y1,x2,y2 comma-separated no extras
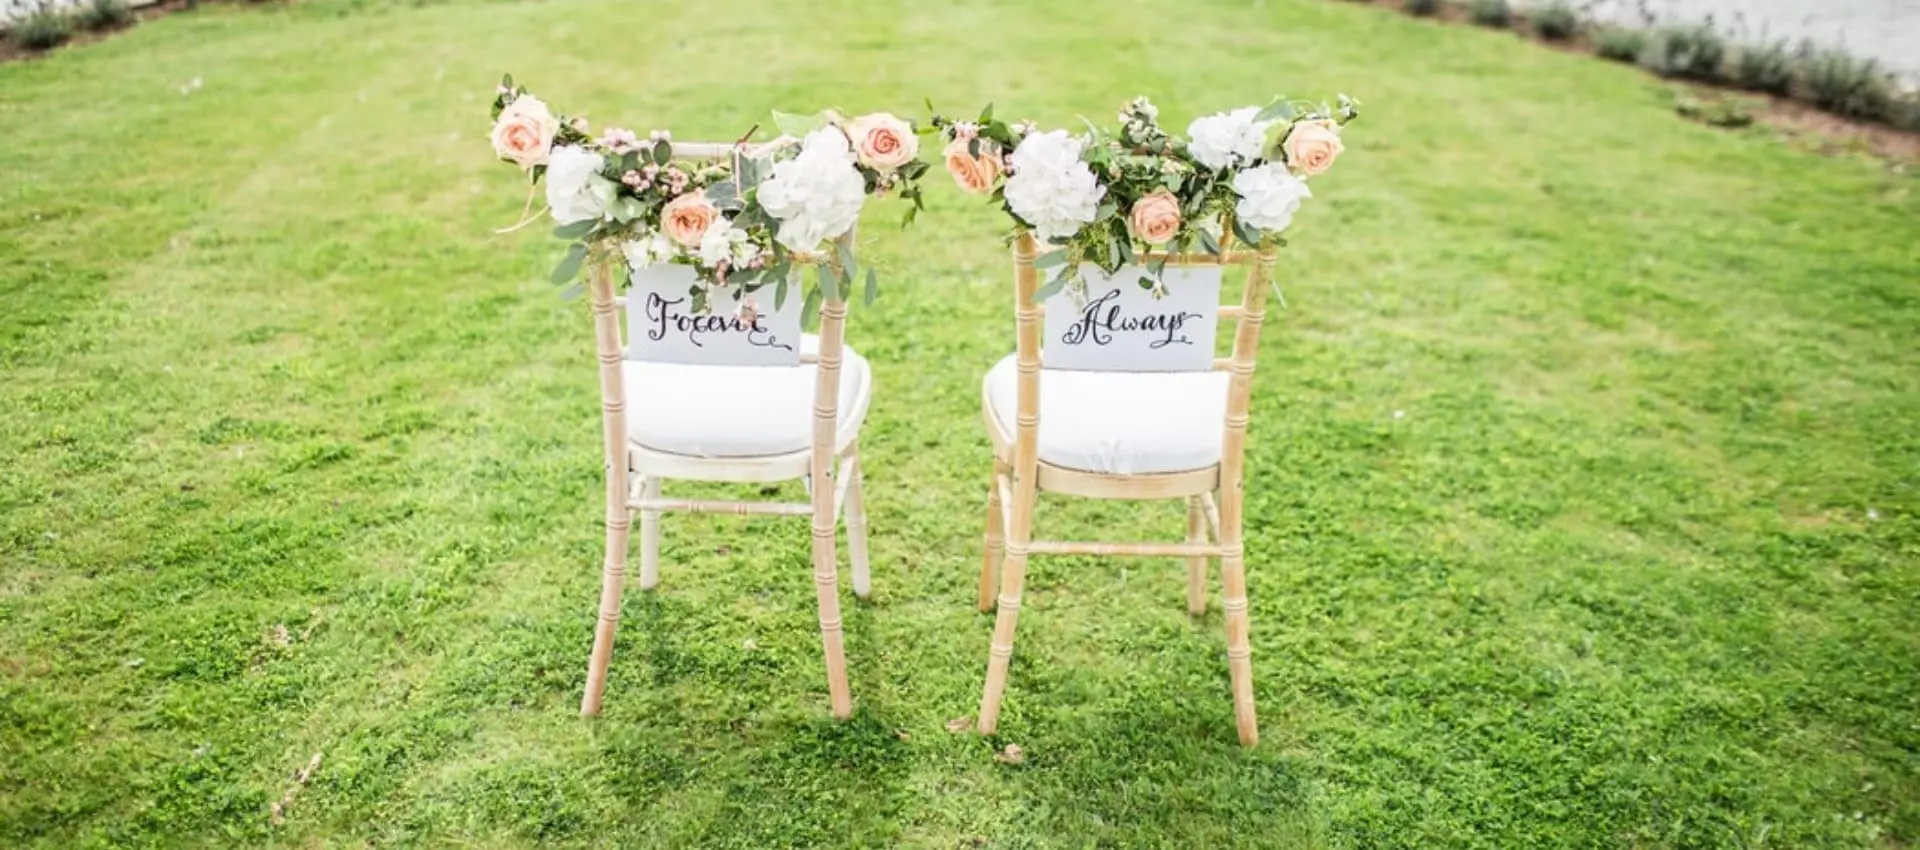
975,231,1277,746
579,142,869,719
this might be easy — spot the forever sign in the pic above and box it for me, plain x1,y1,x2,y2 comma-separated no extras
625,265,801,367
1041,264,1221,372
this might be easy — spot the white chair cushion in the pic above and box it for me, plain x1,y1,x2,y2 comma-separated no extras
625,335,870,458
983,354,1229,475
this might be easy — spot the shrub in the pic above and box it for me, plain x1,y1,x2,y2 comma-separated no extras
1530,0,1579,40
1594,26,1646,62
1796,45,1894,122
1470,0,1511,27
1891,92,1920,132
11,7,75,49
1404,0,1441,17
1636,23,1727,82
1731,39,1794,95
81,0,134,30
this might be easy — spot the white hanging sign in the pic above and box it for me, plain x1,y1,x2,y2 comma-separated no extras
625,264,801,367
1041,264,1221,372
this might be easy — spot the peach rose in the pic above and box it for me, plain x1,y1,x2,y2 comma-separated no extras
848,112,919,172
660,193,718,247
490,96,559,170
1126,190,1182,244
1284,119,1344,177
942,137,1003,195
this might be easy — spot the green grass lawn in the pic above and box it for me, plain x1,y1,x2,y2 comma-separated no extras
2,0,1916,846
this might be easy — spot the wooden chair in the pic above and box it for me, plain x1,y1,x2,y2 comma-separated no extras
975,231,1278,745
580,144,870,719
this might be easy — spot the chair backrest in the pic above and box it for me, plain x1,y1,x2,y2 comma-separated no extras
1010,231,1279,471
586,141,854,468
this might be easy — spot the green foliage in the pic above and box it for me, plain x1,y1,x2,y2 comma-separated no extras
1891,92,1920,132
80,0,134,30
1636,23,1728,82
1673,92,1752,127
1795,45,1895,122
1593,25,1646,62
3,0,1919,847
1403,0,1440,18
1469,0,1511,27
1529,0,1579,40
1731,39,1793,94
11,6,75,49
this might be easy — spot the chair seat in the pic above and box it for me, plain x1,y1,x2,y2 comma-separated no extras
983,354,1229,475
625,335,870,459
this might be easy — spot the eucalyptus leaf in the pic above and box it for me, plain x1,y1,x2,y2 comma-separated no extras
816,263,839,303
1032,250,1068,269
802,285,823,330
608,195,644,223
552,220,596,240
1254,99,1298,123
1197,228,1221,257
1232,216,1264,249
775,277,790,310
834,239,857,283
559,281,584,301
1033,270,1069,302
705,181,742,211
772,110,829,138
864,267,878,305
550,242,587,284
650,139,671,166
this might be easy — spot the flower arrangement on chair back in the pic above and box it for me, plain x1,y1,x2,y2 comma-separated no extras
488,74,933,318
930,95,1359,300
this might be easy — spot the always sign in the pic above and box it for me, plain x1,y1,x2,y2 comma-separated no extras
1041,265,1220,372
625,265,800,367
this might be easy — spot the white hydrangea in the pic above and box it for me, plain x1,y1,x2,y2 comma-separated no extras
1232,164,1312,234
622,231,677,269
697,218,761,269
546,145,614,224
755,128,867,252
1002,130,1104,242
1186,107,1272,172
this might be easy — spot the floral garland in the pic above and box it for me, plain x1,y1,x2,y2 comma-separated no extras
488,74,932,315
928,95,1359,300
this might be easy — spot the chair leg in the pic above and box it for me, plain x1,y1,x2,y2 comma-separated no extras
1186,494,1208,615
844,452,871,600
977,460,1007,612
977,477,1032,735
1217,485,1259,746
638,476,662,590
581,487,632,716
811,469,852,719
